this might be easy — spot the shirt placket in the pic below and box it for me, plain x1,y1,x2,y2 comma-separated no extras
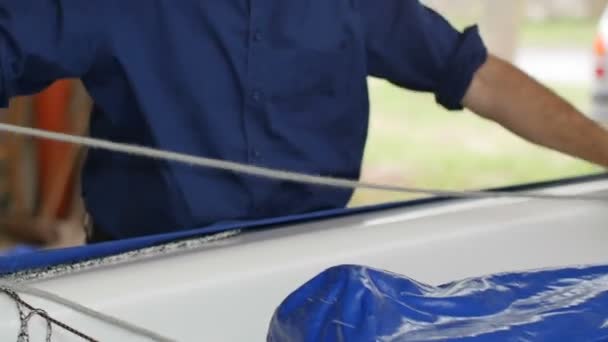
242,0,271,216
244,0,265,165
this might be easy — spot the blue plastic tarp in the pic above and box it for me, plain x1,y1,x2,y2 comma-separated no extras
268,265,608,341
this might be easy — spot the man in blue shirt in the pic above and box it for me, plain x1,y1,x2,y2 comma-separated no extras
1,0,608,242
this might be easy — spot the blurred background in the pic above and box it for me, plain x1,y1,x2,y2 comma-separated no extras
0,0,606,251
352,0,607,205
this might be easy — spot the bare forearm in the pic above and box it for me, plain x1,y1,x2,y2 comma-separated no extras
462,54,608,168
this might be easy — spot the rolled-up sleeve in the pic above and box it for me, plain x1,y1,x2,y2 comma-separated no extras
361,0,488,110
0,0,102,106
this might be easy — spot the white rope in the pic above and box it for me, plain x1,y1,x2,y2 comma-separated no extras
0,123,604,340
0,122,605,202
0,281,176,342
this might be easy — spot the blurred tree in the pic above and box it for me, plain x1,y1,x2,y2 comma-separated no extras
479,0,525,62
422,0,523,61
590,0,608,18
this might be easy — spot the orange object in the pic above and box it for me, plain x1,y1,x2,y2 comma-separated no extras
595,35,606,57
33,80,75,219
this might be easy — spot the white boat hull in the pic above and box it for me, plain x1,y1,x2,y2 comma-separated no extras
2,178,608,341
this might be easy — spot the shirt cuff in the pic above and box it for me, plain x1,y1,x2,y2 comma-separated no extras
435,25,488,110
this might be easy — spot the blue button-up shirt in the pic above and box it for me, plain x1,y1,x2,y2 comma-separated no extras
0,0,487,239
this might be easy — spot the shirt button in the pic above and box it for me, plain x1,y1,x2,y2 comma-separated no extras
339,40,349,50
253,30,263,42
251,90,263,102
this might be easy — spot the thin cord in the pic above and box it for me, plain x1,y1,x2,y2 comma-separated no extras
0,230,240,340
0,123,604,202
0,123,604,340
0,281,176,342
2,286,97,341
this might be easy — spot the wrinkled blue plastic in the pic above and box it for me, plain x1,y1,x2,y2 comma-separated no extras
268,265,608,341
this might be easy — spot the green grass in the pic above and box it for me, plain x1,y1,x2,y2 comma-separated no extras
449,16,598,48
520,18,598,48
348,17,603,207
348,79,603,207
